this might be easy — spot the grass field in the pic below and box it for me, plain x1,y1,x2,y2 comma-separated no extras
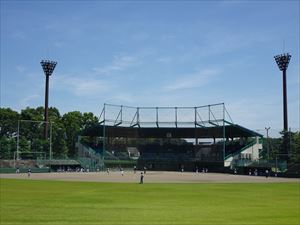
0,179,299,225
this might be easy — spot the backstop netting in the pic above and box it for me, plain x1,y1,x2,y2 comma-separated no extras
85,103,232,171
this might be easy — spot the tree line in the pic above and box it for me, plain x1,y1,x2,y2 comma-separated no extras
262,131,300,163
0,106,299,163
0,107,98,159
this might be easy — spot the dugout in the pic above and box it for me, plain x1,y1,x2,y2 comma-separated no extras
41,159,81,172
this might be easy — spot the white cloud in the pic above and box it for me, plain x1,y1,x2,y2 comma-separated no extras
52,75,114,96
16,65,26,73
53,41,64,48
162,34,176,41
157,57,173,64
20,94,40,108
93,55,138,75
108,93,136,104
10,31,27,40
178,30,273,63
132,32,150,41
226,97,290,137
164,69,220,91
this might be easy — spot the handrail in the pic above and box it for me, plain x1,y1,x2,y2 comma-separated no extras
224,141,257,160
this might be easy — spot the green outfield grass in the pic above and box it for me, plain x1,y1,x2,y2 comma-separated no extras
0,179,299,225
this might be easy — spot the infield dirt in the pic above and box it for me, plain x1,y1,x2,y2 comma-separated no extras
1,171,299,183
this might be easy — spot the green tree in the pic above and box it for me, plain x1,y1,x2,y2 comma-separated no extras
19,136,30,154
52,125,68,158
1,106,100,158
0,108,19,159
290,132,300,163
47,107,68,158
0,136,17,159
31,139,49,154
61,111,99,157
62,111,83,156
48,107,61,122
0,108,19,137
20,107,44,121
263,137,281,160
82,112,99,129
19,107,45,141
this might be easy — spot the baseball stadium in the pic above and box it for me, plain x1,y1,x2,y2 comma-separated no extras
1,71,299,225
80,103,263,173
1,103,299,225
1,2,300,224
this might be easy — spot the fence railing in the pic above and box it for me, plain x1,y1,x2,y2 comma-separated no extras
77,141,104,171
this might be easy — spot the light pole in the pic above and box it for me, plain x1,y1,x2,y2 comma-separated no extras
49,122,53,160
274,53,291,155
17,120,20,160
41,60,57,140
265,127,270,161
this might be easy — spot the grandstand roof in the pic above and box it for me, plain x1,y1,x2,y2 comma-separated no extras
83,103,262,139
82,124,262,139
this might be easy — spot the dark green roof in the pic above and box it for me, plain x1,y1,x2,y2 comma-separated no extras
83,123,263,139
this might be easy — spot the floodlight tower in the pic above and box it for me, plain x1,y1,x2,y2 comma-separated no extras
41,60,57,139
274,53,291,154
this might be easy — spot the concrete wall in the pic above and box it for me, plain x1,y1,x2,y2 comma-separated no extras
225,137,262,167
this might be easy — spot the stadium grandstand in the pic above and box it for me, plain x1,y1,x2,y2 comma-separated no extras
80,103,263,172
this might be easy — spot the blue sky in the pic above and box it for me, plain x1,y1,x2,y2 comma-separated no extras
1,0,299,136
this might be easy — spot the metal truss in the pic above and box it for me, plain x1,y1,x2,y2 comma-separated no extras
99,103,234,128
